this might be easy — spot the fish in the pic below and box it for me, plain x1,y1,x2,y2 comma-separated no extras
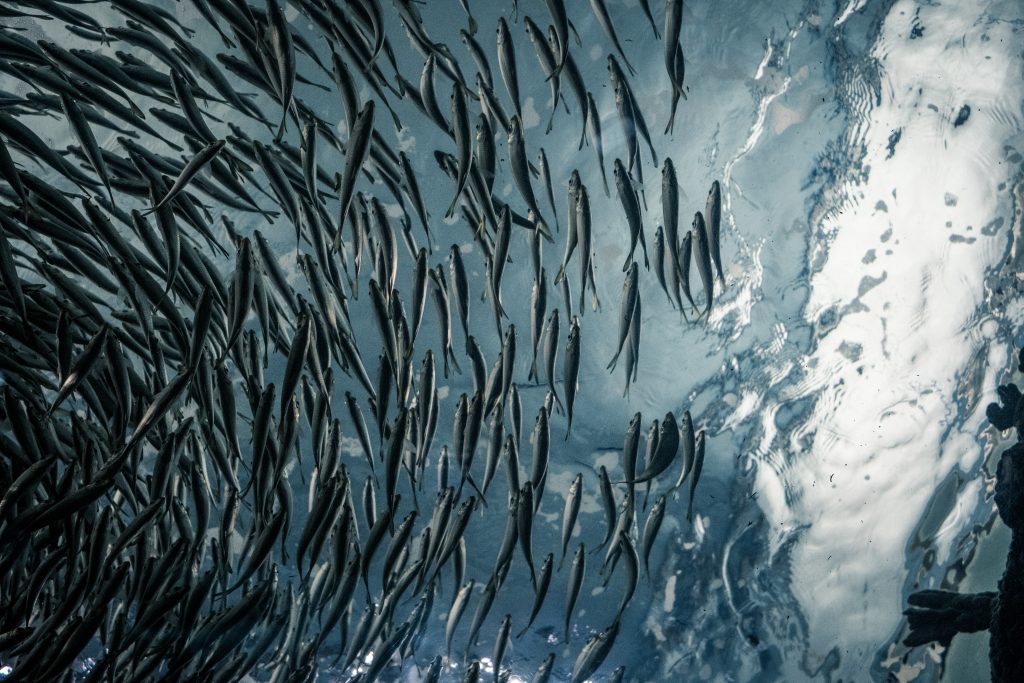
446,80,473,218
532,653,557,683
663,0,687,133
607,55,657,168
46,324,109,416
589,0,636,75
540,309,565,411
595,465,617,553
399,151,433,251
529,269,548,382
496,17,522,122
672,410,696,492
493,614,512,682
560,473,583,569
517,552,553,637
144,139,226,215
706,180,725,283
517,482,538,589
449,244,471,345
614,530,639,621
265,0,296,141
544,0,570,80
571,620,620,683
642,495,666,580
464,573,498,656
335,101,375,248
508,115,544,226
563,316,580,439
563,542,585,642
692,211,714,319
461,29,491,86
664,42,687,135
678,229,698,312
630,413,680,484
59,92,114,204
661,158,684,309
688,430,706,522
508,383,523,454
530,406,551,512
575,184,596,313
607,263,639,373
614,158,650,271
523,17,562,135
584,91,611,197
538,149,560,232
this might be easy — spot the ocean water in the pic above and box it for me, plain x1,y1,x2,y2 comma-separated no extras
5,0,1024,681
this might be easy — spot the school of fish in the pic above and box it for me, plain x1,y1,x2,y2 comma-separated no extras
0,0,731,680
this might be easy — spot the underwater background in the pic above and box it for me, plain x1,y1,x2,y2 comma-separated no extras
2,0,1024,681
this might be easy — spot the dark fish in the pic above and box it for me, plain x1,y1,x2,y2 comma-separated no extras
663,0,686,134
564,316,580,440
538,148,560,232
687,430,706,522
585,91,611,196
266,0,296,141
449,244,471,345
532,653,557,683
59,93,113,204
560,473,582,569
692,211,714,319
706,180,725,283
661,158,683,309
145,139,226,215
529,269,548,383
447,80,473,218
522,17,561,137
609,165,641,270
336,101,375,247
493,614,512,683
517,552,553,637
496,17,522,122
563,542,585,642
630,412,679,484
642,495,666,580
571,620,620,683
607,263,638,373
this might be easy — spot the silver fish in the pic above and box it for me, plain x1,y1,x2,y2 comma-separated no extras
614,158,649,271
687,430,706,522
529,269,548,382
446,80,474,220
642,495,666,580
563,316,580,439
496,17,522,121
560,473,583,569
607,263,639,373
706,180,725,283
493,614,512,682
517,552,553,637
692,211,714,319
585,91,611,196
335,101,375,247
571,620,619,683
563,542,585,642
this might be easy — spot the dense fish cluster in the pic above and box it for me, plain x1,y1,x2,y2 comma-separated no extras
0,0,733,680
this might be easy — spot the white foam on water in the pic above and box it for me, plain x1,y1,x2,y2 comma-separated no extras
752,0,1024,674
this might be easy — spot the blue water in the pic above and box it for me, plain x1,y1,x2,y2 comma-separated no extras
6,0,1024,681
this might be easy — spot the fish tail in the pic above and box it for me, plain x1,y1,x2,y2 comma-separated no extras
448,347,462,375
